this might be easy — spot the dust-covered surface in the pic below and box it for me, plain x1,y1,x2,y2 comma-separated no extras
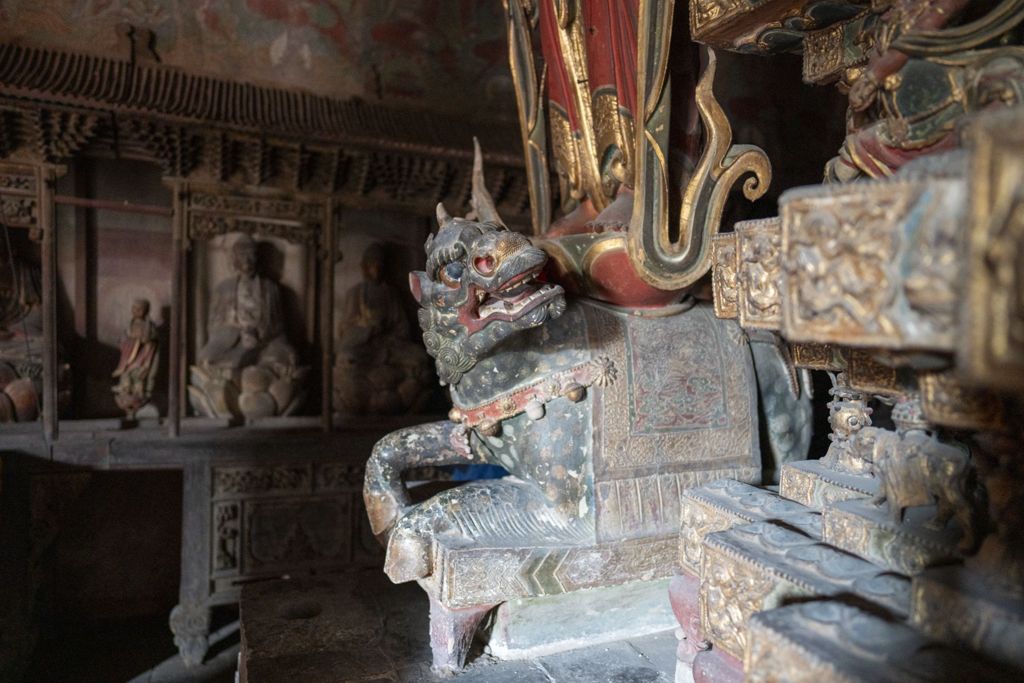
239,570,676,682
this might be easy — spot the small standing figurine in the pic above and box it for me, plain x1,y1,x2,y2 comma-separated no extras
112,298,159,420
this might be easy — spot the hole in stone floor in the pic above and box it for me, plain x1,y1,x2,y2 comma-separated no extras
278,599,323,620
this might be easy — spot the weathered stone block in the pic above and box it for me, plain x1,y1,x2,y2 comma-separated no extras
823,498,961,575
678,479,820,575
779,459,877,510
745,601,1019,683
483,578,675,660
699,522,909,659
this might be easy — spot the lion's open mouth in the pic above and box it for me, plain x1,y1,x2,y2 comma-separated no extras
474,265,562,322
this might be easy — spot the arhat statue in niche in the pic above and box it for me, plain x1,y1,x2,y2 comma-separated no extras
112,298,160,420
0,233,46,422
188,234,308,420
333,243,432,415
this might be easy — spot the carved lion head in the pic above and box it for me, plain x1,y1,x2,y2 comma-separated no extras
409,142,565,386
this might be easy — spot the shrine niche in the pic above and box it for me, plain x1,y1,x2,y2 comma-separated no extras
111,297,160,420
184,192,320,422
52,158,173,422
332,223,435,416
0,227,44,423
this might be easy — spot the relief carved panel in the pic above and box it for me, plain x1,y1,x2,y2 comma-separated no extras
781,178,964,350
711,231,739,320
736,218,782,330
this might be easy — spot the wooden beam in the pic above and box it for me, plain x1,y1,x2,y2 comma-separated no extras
321,199,336,432
40,165,60,443
168,181,185,436
54,194,174,217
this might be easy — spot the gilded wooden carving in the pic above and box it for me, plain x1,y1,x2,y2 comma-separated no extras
735,217,782,330
711,231,740,319
780,177,963,350
961,107,1024,393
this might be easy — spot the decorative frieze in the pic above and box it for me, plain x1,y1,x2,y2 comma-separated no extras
746,601,1018,683
212,464,313,497
780,177,965,351
699,521,910,659
779,459,877,511
679,479,820,575
823,498,962,576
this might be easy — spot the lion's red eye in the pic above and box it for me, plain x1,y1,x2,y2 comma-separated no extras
474,255,496,275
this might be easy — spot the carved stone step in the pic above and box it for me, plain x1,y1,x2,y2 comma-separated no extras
679,479,820,575
912,563,1024,671
780,459,878,510
699,522,910,659
745,601,1020,683
823,498,962,575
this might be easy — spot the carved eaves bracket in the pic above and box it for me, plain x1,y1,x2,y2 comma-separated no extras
0,43,533,222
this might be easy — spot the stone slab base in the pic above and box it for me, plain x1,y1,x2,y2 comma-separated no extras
912,564,1024,671
483,578,676,660
699,521,910,659
779,460,877,510
679,479,820,575
823,498,961,575
238,569,678,682
745,601,1019,683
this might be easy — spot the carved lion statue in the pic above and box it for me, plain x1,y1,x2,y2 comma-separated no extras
363,144,809,674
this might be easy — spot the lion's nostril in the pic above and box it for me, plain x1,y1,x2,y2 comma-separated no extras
474,254,496,275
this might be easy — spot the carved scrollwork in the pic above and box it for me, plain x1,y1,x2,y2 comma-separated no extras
0,195,36,227
212,464,312,497
629,48,771,291
186,191,321,246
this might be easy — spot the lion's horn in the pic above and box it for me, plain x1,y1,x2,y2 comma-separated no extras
471,138,505,227
436,202,452,227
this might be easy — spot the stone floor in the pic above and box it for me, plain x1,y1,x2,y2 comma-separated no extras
239,569,678,682
24,612,237,683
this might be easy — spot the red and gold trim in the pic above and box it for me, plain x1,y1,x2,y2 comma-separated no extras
450,356,617,436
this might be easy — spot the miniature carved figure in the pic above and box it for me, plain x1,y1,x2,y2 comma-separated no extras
364,146,807,674
820,373,874,474
333,244,432,415
112,298,159,419
189,235,307,420
870,397,978,550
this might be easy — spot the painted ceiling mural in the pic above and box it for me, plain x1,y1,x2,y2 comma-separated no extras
0,0,516,119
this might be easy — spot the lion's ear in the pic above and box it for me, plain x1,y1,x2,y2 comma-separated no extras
409,271,430,304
